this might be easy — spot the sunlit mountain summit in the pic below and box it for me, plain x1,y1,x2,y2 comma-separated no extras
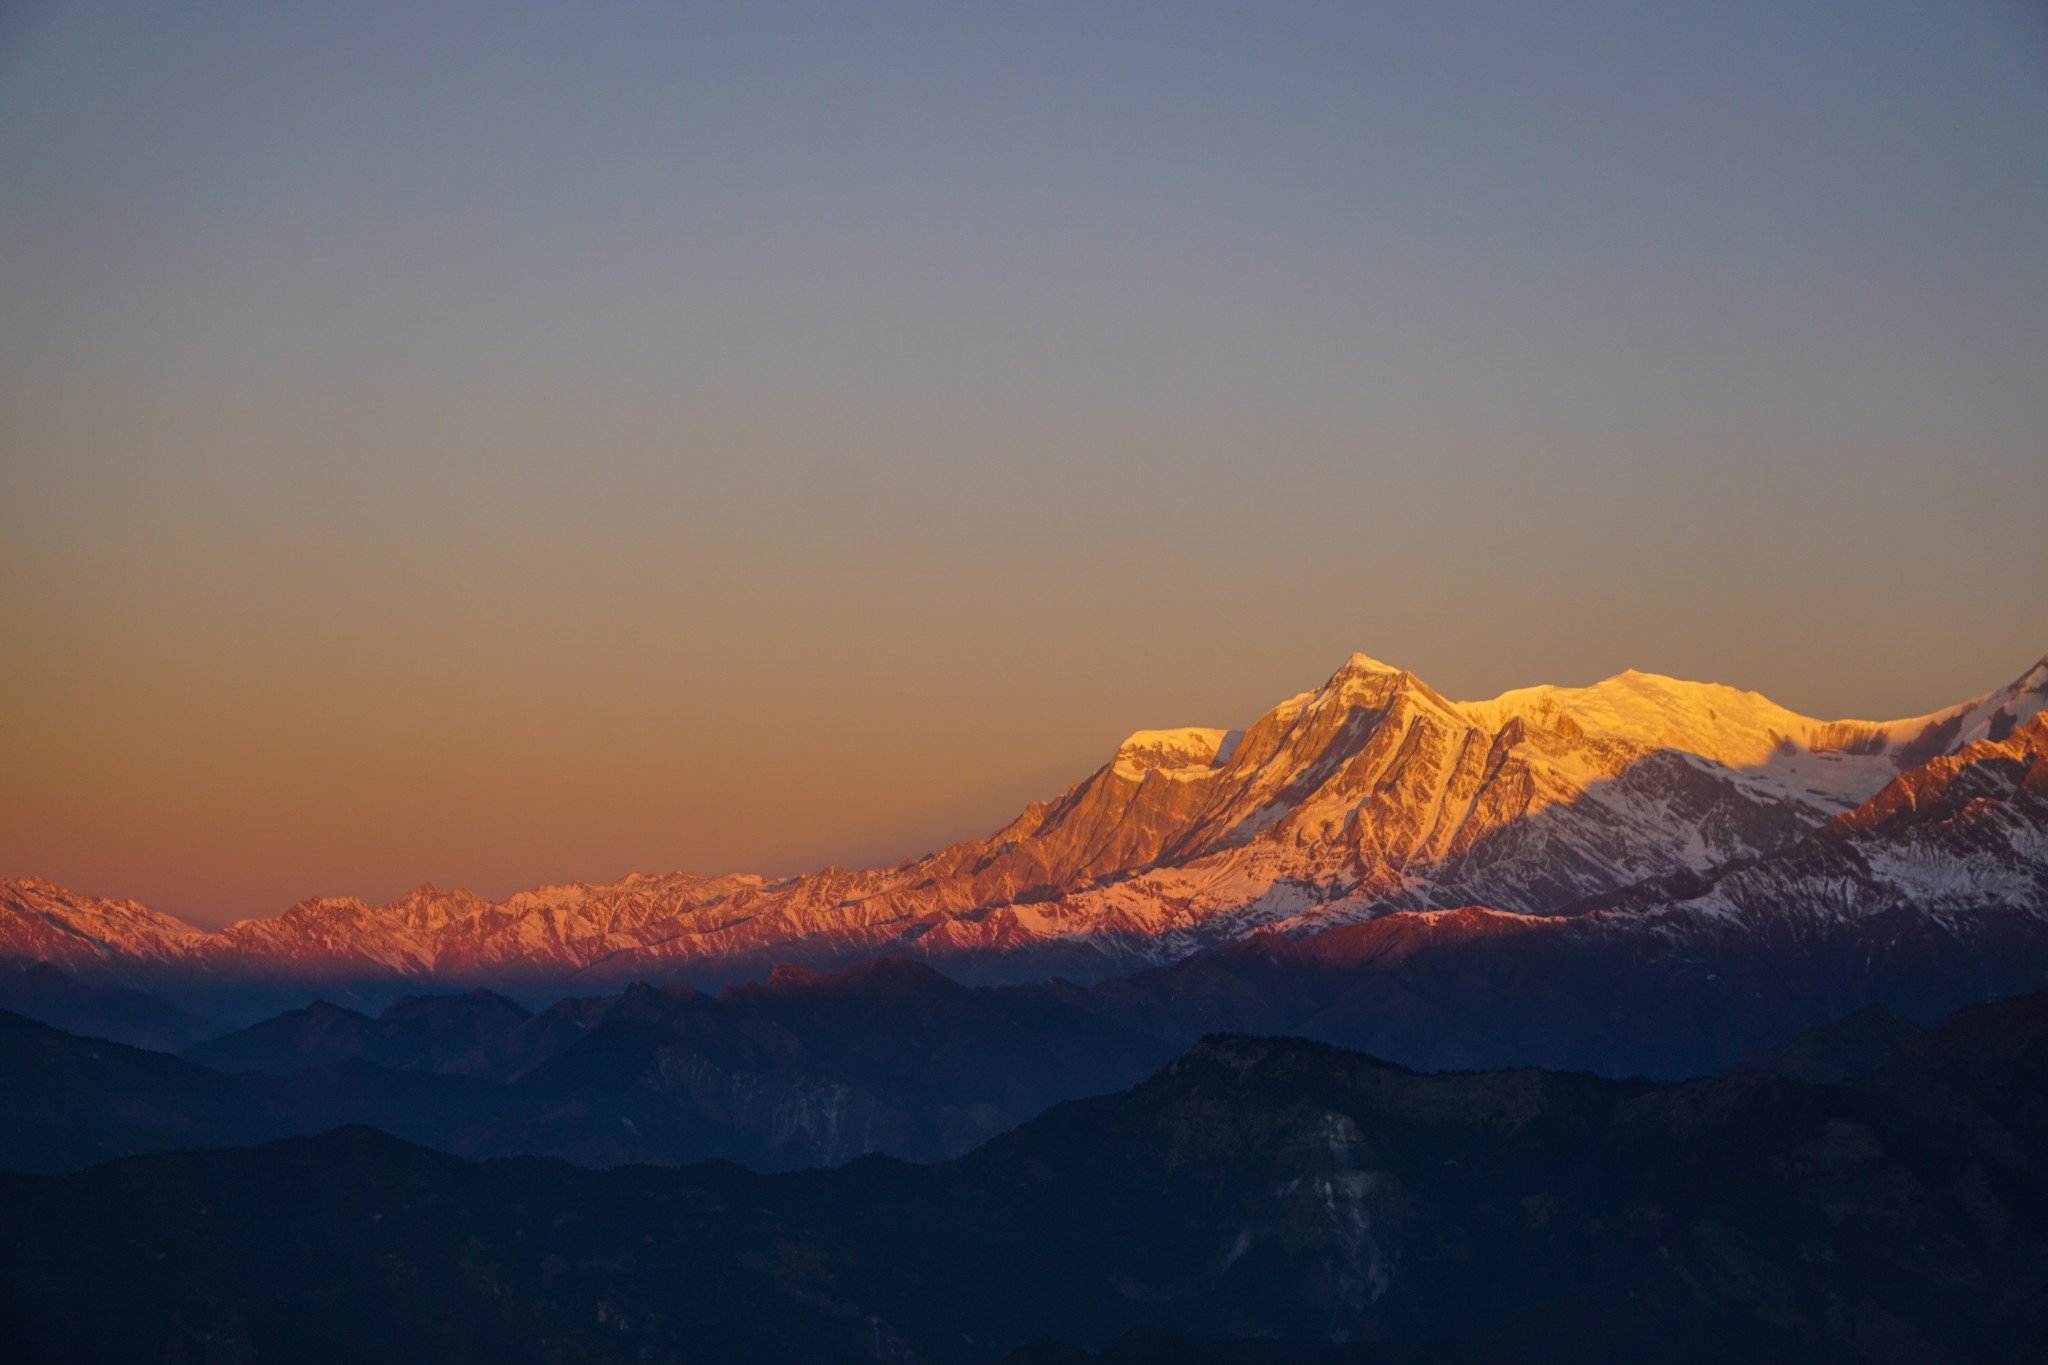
7,649,2044,998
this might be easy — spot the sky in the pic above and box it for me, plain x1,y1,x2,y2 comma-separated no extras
3,2,2045,928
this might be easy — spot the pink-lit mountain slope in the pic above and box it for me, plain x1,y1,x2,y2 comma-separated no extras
5,650,2044,993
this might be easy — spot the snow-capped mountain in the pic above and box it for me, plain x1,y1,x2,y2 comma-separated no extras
1584,709,2048,927
5,650,2044,995
0,877,209,970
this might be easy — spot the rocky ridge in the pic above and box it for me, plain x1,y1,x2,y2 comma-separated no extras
5,650,2044,996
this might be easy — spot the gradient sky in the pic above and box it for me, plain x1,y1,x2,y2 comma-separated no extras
3,2,2046,928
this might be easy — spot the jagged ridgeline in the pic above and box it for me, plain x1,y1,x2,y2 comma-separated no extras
5,649,2048,1364
6,990,2047,1363
5,650,2044,1001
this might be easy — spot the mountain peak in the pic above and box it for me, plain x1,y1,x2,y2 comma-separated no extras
1112,727,1236,775
6,646,2041,998
1595,667,1762,700
2011,654,2048,696
1308,650,1467,724
1332,651,1406,682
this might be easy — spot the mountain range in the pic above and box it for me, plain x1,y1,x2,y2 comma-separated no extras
7,650,2046,1010
0,959,1177,1173
9,647,2048,1363
8,987,2046,1363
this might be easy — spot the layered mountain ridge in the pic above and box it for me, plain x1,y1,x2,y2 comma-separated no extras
10,990,2048,1363
6,649,2045,1002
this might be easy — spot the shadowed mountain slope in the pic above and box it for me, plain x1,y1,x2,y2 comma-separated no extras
0,958,215,1051
2,957,1178,1173
182,988,532,1074
6,991,2046,1364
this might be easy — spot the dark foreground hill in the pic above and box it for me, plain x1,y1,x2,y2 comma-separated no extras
6,992,2047,1365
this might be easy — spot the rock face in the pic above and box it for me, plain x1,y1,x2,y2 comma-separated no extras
1578,711,2048,926
4,650,2045,998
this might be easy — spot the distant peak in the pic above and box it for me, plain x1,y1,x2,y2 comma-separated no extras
391,881,479,905
1113,727,1234,774
1596,668,1753,698
2012,653,2048,694
1332,651,1404,680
